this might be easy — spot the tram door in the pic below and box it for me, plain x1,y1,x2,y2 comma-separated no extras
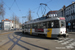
30,29,32,35
30,25,32,35
47,21,53,38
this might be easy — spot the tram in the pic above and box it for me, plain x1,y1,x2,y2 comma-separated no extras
22,17,68,38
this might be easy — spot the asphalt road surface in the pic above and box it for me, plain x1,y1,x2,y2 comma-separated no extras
0,31,75,50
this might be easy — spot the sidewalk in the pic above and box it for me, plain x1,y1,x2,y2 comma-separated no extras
67,29,75,34
0,30,11,34
0,30,16,34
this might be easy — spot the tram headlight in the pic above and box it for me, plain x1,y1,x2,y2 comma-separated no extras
59,31,62,35
61,32,62,33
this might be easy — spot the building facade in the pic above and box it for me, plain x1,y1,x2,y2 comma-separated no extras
0,22,2,30
1,19,14,30
65,2,75,29
57,5,66,17
57,2,75,29
65,2,75,22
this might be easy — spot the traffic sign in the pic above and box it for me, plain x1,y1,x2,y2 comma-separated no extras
68,22,71,26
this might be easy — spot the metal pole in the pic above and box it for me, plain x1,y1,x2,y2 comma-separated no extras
71,17,72,32
15,16,16,28
22,16,26,29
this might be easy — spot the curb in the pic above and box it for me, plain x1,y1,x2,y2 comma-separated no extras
68,32,75,34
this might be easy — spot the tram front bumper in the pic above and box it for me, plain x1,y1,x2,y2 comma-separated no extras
58,33,69,37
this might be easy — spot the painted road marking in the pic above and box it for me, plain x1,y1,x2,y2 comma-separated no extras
58,38,69,43
55,38,75,49
61,39,74,45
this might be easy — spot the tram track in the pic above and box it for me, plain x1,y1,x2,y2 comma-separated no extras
1,31,73,50
0,32,50,50
12,33,49,50
8,33,30,50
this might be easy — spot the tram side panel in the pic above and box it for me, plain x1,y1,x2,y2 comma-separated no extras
44,28,60,38
23,28,67,38
51,28,60,38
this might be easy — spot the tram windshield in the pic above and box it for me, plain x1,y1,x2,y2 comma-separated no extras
60,20,66,27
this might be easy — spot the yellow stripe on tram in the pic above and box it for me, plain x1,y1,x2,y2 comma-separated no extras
30,29,32,35
47,28,52,38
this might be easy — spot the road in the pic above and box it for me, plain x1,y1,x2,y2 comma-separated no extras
0,30,75,50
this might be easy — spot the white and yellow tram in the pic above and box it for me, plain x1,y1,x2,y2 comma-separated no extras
22,17,68,38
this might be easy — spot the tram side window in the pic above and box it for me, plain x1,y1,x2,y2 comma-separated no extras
27,25,29,29
32,24,34,28
34,24,38,28
43,22,47,28
54,20,59,28
22,26,24,29
32,24,38,28
38,23,43,28
48,21,54,28
26,25,28,29
28,24,30,28
25,25,27,29
24,25,26,29
30,24,32,28
48,20,59,28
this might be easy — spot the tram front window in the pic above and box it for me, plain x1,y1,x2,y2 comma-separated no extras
60,21,66,27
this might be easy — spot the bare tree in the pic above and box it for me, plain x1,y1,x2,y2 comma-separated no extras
0,1,5,21
27,10,32,21
11,13,20,24
11,13,20,28
15,16,20,24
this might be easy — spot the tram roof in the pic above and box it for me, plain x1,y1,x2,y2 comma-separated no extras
24,17,65,25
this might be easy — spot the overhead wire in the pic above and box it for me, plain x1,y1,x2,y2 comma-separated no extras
42,5,47,16
9,0,15,10
31,6,40,11
32,0,52,17
31,0,52,18
46,0,52,3
41,5,43,15
37,5,41,17
47,5,52,11
1,0,17,15
15,0,23,15
37,3,47,17
46,0,52,11
2,0,24,24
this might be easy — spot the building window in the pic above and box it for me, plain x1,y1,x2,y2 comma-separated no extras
74,4,75,8
74,10,75,13
73,4,74,8
74,16,75,19
71,10,73,13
